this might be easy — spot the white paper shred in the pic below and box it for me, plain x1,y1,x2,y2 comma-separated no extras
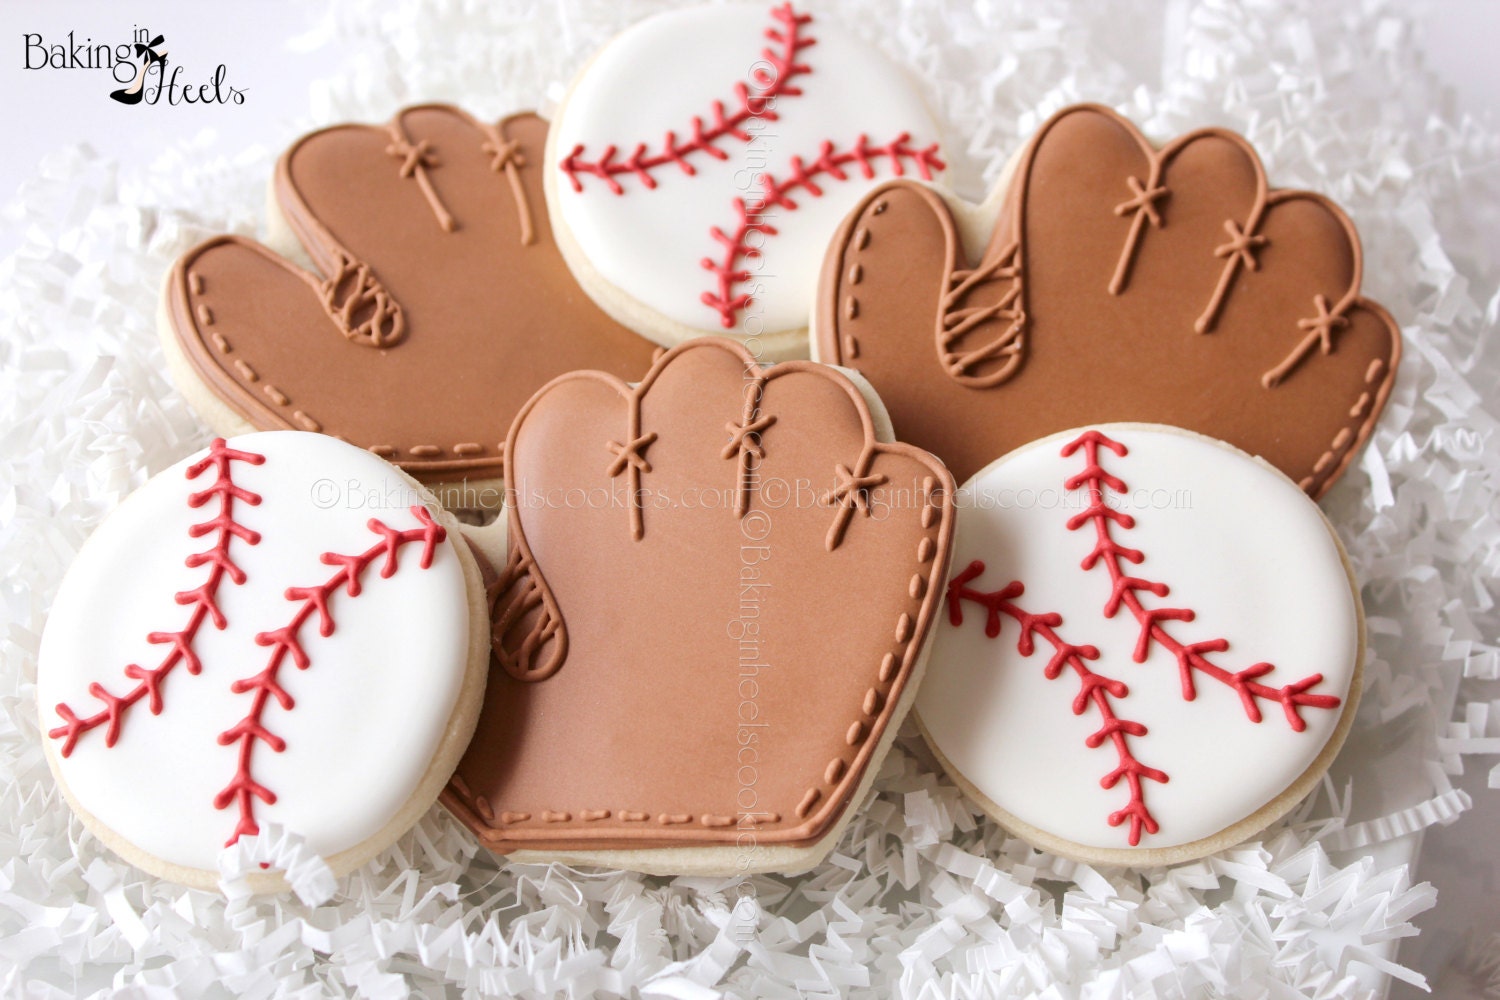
217,824,339,907
0,0,1497,996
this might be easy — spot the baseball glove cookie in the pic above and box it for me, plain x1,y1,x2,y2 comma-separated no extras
162,106,657,493
815,104,1401,495
443,339,956,875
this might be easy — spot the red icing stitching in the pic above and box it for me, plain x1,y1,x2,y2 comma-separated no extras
1061,429,1342,731
212,505,446,846
700,135,945,327
947,560,1167,846
558,3,816,195
49,439,265,756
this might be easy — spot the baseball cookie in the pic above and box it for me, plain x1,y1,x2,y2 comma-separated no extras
161,105,658,497
38,432,489,892
547,3,947,358
815,103,1401,494
442,338,955,875
918,424,1362,866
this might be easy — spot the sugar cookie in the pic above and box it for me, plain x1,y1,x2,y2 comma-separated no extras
443,339,955,875
39,432,489,892
917,424,1362,866
548,3,947,357
161,106,658,496
815,104,1400,493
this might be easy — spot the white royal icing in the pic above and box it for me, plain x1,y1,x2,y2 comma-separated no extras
550,3,945,338
38,432,470,874
917,425,1359,852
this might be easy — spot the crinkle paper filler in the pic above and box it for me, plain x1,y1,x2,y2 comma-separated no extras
2,0,1497,996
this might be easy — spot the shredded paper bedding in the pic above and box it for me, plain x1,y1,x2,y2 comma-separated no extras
1,0,1497,996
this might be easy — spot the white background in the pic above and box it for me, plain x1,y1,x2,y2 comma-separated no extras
1,0,1496,993
0,0,325,256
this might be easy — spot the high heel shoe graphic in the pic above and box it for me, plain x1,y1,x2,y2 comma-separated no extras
110,34,168,105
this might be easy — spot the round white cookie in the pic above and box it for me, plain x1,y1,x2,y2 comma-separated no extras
546,2,946,358
917,424,1363,866
38,431,489,892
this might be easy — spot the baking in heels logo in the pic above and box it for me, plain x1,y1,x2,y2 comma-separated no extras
22,26,246,106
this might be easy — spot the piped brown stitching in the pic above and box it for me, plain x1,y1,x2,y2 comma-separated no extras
1094,122,1365,376
937,240,1025,386
846,184,1028,390
821,451,887,552
491,545,567,682
1293,342,1390,495
317,247,406,348
605,431,657,541
1110,173,1169,294
483,808,778,829
1262,293,1350,389
385,126,455,232
1197,214,1268,333
790,475,943,831
478,120,536,246
721,375,774,518
1321,348,1393,493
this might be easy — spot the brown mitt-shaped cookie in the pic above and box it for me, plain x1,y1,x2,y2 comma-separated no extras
164,105,658,485
443,339,955,874
815,104,1400,495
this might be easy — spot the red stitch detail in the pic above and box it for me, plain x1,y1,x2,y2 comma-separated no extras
558,3,816,195
1060,429,1342,731
700,135,945,327
947,560,1167,846
212,505,446,845
49,439,265,756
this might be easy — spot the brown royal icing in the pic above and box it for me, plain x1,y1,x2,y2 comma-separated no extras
443,339,955,852
815,104,1402,495
166,105,658,482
